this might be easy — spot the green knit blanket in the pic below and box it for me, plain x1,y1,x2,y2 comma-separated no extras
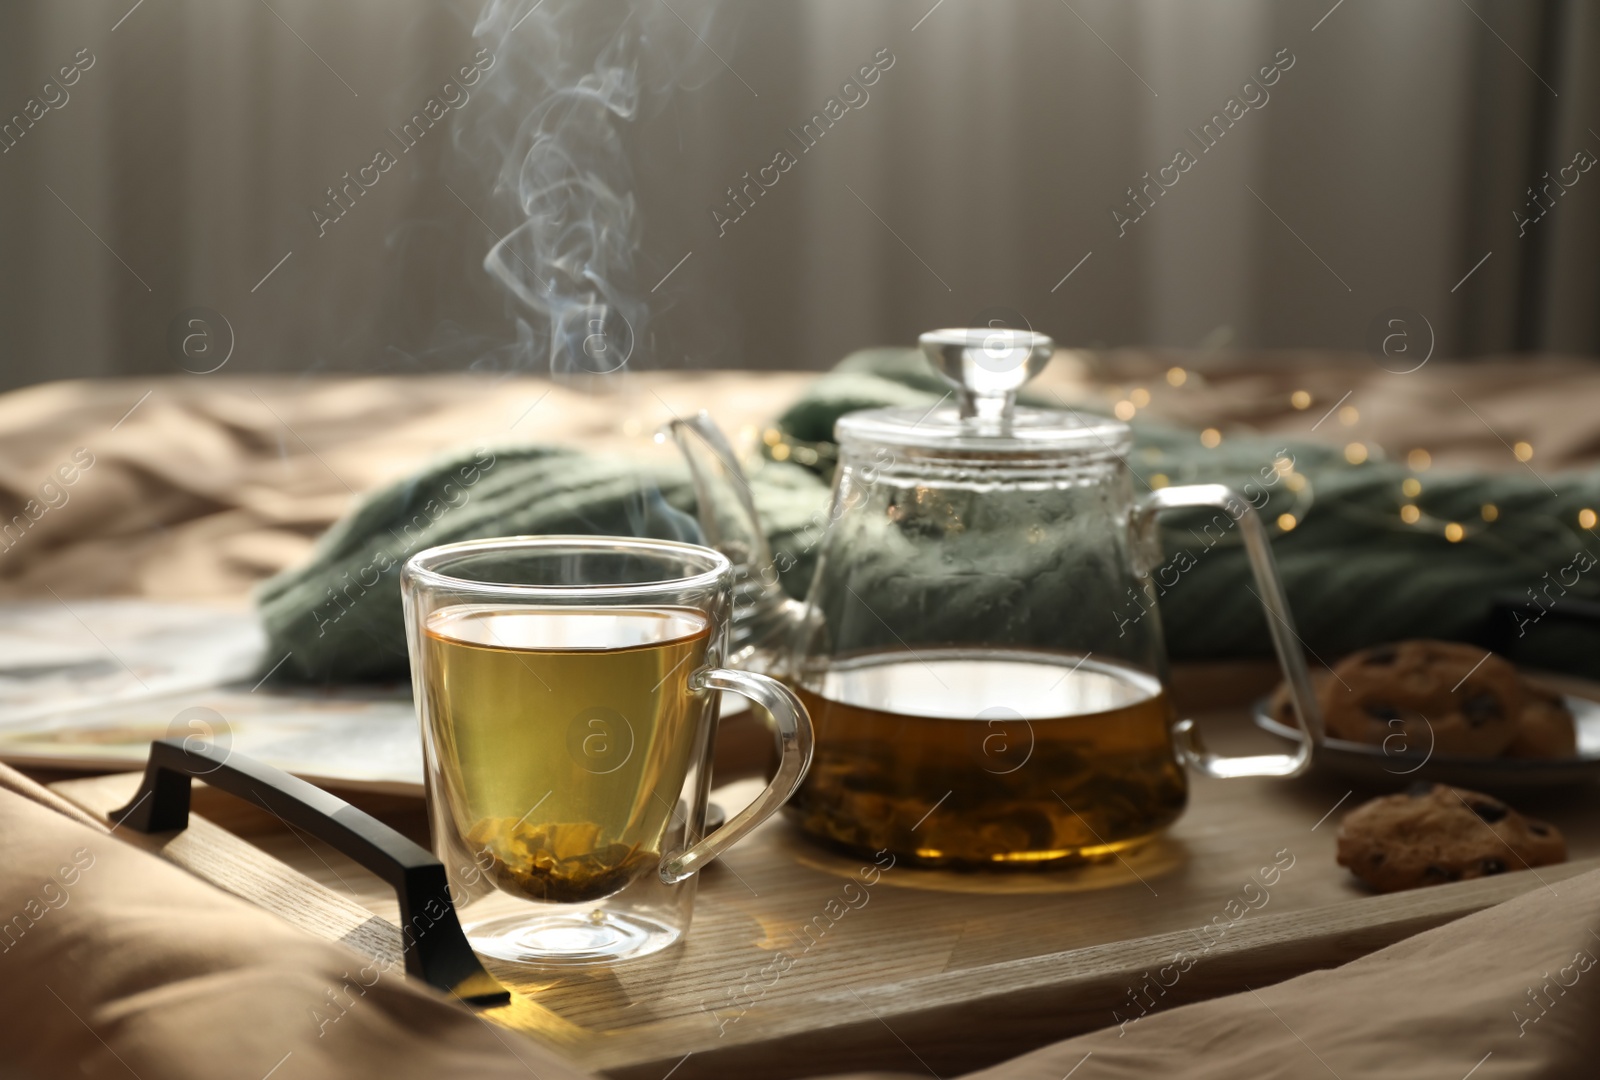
256,350,1600,682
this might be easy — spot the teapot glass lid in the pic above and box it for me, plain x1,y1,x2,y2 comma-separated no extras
834,329,1131,457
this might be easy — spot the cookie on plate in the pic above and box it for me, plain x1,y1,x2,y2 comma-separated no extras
1320,640,1521,757
1504,684,1579,759
1336,782,1566,893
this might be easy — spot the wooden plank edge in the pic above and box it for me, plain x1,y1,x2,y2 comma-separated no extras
595,858,1600,1079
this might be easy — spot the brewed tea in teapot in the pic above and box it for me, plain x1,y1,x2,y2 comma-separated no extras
675,328,1321,870
790,650,1185,865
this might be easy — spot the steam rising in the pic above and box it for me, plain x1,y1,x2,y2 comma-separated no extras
467,0,728,378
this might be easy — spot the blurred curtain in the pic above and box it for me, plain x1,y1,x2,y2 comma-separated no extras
0,0,467,389
1460,0,1600,353
0,0,1596,393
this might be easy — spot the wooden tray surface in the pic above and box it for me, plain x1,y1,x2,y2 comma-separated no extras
50,671,1600,1080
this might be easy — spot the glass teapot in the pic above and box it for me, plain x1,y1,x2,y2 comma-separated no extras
672,328,1321,869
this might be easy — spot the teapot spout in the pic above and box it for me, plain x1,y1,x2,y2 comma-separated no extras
667,412,803,675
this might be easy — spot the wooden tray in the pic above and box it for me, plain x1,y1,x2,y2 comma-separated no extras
48,664,1600,1079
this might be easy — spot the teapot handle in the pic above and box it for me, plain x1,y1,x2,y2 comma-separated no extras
1133,484,1323,779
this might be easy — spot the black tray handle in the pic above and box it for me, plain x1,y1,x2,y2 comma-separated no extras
108,738,509,1007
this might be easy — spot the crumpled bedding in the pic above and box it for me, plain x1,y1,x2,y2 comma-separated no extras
961,871,1600,1080
3,353,1598,1075
0,352,1592,606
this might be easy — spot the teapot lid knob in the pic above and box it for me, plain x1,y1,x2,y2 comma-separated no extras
919,328,1055,422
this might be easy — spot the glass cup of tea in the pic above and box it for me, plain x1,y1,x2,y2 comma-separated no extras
401,535,813,966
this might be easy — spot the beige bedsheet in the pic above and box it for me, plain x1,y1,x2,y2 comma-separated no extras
2,355,1596,1074
0,352,1591,604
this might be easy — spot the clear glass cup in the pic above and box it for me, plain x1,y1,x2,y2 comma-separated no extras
401,535,812,966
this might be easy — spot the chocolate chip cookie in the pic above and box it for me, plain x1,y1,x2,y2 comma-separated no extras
1320,640,1521,757
1505,684,1579,759
1336,783,1566,892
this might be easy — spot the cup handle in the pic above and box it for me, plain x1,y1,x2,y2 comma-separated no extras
659,668,814,883
1133,484,1324,779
